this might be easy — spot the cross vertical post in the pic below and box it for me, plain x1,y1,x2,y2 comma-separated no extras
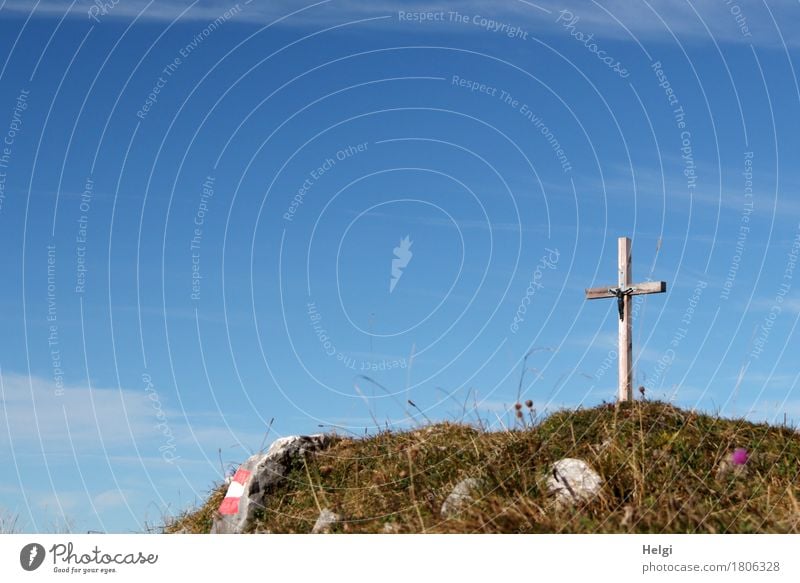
618,237,633,402
585,236,667,403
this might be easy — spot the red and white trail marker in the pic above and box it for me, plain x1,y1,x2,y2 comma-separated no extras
218,468,251,515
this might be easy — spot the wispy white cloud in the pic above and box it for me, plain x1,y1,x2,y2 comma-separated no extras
93,489,134,511
775,297,800,316
0,372,159,451
34,491,83,512
0,372,267,532
0,371,258,456
3,0,798,46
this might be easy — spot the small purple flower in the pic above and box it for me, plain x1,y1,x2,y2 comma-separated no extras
731,448,749,466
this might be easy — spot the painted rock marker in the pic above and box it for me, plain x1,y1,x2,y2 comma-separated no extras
218,468,251,515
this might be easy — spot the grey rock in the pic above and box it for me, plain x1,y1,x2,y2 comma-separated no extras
311,508,340,534
546,458,602,505
441,478,482,518
211,434,337,534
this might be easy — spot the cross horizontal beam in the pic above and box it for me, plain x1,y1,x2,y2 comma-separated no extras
585,280,666,300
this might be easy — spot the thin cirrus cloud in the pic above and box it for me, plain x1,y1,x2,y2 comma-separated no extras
0,371,250,457
2,0,798,47
0,371,159,451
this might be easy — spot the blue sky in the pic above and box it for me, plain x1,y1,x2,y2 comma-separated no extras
0,0,798,533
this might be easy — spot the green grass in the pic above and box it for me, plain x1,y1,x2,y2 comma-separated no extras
167,400,800,534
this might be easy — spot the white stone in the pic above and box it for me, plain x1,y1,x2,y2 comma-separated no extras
311,508,340,534
441,478,481,518
266,434,328,457
546,458,602,505
211,434,337,534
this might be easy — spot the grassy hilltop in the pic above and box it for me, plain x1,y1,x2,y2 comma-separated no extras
168,400,800,534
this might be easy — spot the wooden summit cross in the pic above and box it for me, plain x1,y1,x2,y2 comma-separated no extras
585,237,667,402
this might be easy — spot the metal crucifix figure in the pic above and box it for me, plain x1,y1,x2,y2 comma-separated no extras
611,287,637,321
585,237,667,402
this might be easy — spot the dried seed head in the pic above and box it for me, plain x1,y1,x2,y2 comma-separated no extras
525,400,533,409
514,402,523,411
